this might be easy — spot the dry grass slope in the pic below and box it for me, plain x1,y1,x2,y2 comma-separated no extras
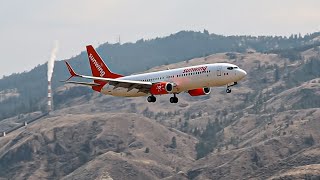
0,113,197,179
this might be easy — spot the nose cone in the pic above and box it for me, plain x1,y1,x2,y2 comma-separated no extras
238,69,247,79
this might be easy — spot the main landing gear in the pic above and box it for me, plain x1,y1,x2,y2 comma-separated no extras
226,82,237,93
170,94,178,103
147,95,156,103
147,94,178,103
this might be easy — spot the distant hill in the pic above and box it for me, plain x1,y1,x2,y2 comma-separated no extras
0,30,319,120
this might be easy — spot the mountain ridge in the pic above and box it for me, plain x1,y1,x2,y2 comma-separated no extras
0,31,319,179
0,31,319,119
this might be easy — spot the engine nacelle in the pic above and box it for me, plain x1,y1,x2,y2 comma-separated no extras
188,87,211,96
150,82,173,95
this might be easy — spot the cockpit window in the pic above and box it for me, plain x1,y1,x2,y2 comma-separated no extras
227,67,234,70
234,67,238,69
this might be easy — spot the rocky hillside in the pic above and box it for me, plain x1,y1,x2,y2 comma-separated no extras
0,112,196,179
0,45,319,179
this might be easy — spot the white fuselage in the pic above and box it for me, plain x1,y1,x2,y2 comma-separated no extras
101,63,246,97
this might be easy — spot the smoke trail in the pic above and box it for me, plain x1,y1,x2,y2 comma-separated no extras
47,41,59,81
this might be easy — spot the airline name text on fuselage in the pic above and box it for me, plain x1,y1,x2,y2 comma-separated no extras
183,66,207,73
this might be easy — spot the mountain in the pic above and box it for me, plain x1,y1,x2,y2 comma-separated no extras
0,30,320,120
0,39,319,179
0,32,320,179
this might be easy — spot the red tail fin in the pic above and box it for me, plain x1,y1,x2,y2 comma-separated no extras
86,45,123,79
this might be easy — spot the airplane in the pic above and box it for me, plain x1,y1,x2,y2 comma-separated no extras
63,45,247,103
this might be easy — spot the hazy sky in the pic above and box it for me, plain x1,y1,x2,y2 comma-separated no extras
1,0,320,77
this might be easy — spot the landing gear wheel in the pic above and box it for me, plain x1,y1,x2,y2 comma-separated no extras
147,95,156,103
225,82,237,94
170,94,178,103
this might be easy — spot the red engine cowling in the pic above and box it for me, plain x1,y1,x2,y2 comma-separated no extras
188,87,211,96
150,82,173,95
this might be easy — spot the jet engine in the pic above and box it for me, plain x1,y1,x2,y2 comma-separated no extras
188,87,211,96
150,82,173,95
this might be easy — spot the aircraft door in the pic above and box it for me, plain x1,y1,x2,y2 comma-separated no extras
217,66,222,76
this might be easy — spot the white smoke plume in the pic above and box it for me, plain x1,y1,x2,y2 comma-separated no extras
47,41,59,81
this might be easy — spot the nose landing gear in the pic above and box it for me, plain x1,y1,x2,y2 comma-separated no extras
226,82,237,93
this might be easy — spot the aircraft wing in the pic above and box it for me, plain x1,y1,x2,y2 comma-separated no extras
72,75,152,93
63,61,152,93
63,78,152,93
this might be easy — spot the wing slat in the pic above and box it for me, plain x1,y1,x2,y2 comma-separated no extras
61,81,100,86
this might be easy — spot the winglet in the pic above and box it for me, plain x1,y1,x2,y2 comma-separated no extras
65,61,79,81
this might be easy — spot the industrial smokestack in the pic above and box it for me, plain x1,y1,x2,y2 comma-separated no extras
48,81,53,112
47,41,59,113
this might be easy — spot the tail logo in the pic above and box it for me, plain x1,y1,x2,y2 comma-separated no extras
89,54,106,77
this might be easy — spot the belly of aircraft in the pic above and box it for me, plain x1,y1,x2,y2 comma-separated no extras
100,85,148,97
